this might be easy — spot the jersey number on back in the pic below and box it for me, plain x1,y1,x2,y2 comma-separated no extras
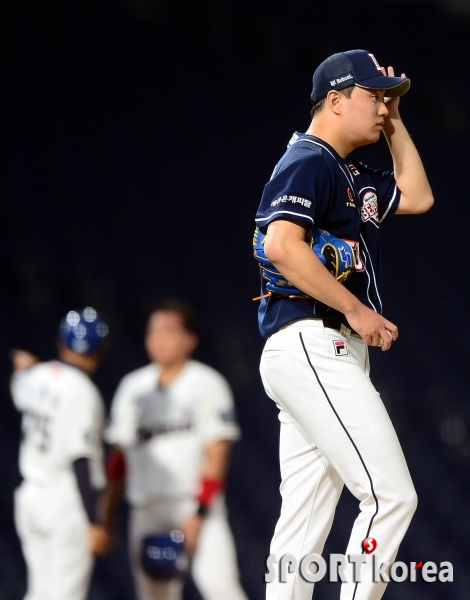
22,410,52,452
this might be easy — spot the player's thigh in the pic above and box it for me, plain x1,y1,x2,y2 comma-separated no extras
14,484,51,600
261,325,412,501
260,321,369,416
48,504,93,600
17,532,51,600
192,509,247,600
298,331,414,500
277,407,343,496
273,409,344,543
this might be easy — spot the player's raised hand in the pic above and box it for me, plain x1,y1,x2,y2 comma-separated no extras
345,303,398,351
381,66,406,117
10,349,39,371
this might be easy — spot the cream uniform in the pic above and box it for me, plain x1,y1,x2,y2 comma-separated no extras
106,359,248,600
12,361,106,600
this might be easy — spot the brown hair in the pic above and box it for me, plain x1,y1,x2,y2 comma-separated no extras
146,299,199,334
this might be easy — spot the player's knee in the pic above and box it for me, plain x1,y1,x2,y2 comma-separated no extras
396,485,418,523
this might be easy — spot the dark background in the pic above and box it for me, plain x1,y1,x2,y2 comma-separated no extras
1,1,469,599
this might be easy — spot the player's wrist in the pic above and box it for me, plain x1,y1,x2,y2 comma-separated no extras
195,477,224,517
196,502,210,518
340,293,363,320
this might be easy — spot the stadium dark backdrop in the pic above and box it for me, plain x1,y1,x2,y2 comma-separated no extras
1,1,469,599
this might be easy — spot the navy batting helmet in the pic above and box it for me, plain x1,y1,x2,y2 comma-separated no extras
58,307,110,355
141,531,189,580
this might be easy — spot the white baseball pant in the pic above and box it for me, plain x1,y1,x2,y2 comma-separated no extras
14,481,93,600
129,496,248,600
259,319,417,600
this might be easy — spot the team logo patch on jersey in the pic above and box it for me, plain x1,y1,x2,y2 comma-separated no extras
333,340,349,357
360,189,379,222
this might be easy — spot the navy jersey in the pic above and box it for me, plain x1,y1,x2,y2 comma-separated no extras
255,133,401,338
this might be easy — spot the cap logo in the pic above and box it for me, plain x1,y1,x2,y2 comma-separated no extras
368,53,382,71
329,72,354,87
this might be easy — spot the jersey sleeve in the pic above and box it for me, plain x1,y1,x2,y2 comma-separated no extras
65,382,105,466
255,148,332,229
104,375,139,448
197,371,241,445
356,162,401,223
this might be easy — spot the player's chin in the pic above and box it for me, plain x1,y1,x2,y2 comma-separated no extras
370,128,382,140
357,131,381,147
362,131,382,146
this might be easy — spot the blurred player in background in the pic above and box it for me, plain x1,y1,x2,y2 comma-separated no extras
11,307,111,600
103,299,248,600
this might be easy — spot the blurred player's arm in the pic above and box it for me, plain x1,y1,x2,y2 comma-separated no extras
100,447,126,534
180,438,233,555
9,350,40,412
67,382,112,557
264,219,397,349
73,457,111,556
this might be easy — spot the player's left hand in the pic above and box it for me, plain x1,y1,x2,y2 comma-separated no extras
180,513,203,556
381,66,406,118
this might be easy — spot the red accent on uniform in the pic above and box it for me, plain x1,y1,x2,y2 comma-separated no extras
197,478,224,507
106,449,126,480
414,561,423,569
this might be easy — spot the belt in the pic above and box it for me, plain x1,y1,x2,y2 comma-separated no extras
280,317,360,338
321,317,359,337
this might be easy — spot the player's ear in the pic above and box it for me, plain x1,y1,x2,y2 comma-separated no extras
189,333,199,353
326,90,341,115
184,332,198,356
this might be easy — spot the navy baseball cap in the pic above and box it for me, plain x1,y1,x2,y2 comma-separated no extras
311,49,410,104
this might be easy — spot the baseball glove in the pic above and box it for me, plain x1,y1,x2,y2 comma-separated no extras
253,227,355,300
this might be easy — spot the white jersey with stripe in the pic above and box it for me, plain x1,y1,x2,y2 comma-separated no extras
105,360,240,506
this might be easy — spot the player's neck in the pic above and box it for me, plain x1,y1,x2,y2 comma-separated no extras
306,119,355,158
57,347,100,375
157,359,188,387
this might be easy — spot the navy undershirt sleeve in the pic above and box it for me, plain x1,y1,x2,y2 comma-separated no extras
72,457,98,524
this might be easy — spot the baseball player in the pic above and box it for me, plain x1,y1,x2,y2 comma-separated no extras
103,299,248,600
254,50,434,600
11,307,111,600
